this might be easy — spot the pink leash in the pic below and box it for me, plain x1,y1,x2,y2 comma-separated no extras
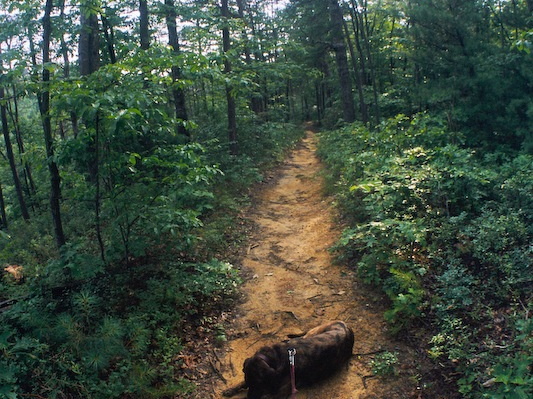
288,348,298,399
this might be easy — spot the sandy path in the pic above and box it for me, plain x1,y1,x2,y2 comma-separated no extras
209,129,420,399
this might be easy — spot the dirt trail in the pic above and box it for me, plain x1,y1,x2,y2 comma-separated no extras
210,129,420,399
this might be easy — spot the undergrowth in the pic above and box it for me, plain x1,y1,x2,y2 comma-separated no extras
318,113,532,399
0,121,303,399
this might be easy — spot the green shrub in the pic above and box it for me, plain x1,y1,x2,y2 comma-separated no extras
319,112,532,398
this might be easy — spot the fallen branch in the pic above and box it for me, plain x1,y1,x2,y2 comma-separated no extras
208,358,227,384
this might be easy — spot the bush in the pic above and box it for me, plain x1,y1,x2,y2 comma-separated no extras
0,257,239,399
319,112,533,398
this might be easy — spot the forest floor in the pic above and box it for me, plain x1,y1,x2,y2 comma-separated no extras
184,128,443,399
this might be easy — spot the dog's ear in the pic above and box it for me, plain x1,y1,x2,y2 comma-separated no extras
244,355,279,385
244,355,279,399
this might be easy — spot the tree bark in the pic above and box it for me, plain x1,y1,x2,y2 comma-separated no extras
0,182,7,229
0,83,30,221
79,5,100,76
236,0,264,114
352,0,380,124
0,47,30,222
41,0,66,247
101,11,117,64
222,0,238,155
343,18,368,124
329,0,356,123
59,0,79,137
8,84,37,200
164,0,189,138
139,0,150,50
79,1,105,259
348,0,368,84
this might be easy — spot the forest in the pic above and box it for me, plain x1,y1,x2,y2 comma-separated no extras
0,0,531,398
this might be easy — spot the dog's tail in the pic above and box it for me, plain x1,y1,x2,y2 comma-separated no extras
222,381,247,397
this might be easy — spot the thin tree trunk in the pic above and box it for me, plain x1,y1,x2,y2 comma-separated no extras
0,182,7,228
58,1,78,138
164,0,189,138
42,0,66,247
195,19,209,114
356,0,380,124
247,6,269,112
236,0,262,114
8,84,37,199
343,18,368,124
329,0,356,123
315,83,322,123
351,0,381,125
79,1,105,260
101,12,117,64
222,0,238,155
139,0,150,49
94,114,105,262
349,0,368,85
0,80,30,221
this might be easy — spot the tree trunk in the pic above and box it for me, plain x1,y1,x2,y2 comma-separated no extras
222,0,238,155
236,0,264,115
164,0,189,138
79,6,100,76
355,0,380,124
8,84,37,200
343,18,368,124
329,0,356,123
0,78,30,221
349,0,368,85
60,0,79,137
0,182,7,229
42,0,66,247
101,11,117,64
1,94,30,222
79,1,105,260
139,0,150,50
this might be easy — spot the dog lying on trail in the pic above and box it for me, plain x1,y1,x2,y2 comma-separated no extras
223,320,354,399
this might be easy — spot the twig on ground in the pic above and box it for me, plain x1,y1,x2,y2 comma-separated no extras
362,374,377,389
208,358,227,384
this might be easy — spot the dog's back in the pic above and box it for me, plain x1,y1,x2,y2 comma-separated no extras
242,320,354,399
286,320,354,385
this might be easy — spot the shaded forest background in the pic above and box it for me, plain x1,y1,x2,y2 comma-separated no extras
0,1,531,398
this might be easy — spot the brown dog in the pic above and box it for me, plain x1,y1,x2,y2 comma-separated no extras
223,320,354,399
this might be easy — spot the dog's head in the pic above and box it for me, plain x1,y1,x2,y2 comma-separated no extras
243,351,281,399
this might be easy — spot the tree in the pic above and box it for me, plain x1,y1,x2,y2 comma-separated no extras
328,0,356,123
79,1,100,76
79,0,105,259
40,0,66,247
342,13,368,123
407,0,533,148
140,0,150,49
0,59,30,221
164,0,189,138
221,0,238,155
349,0,380,124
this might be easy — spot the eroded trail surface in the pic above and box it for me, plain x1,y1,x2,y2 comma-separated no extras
210,130,420,399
